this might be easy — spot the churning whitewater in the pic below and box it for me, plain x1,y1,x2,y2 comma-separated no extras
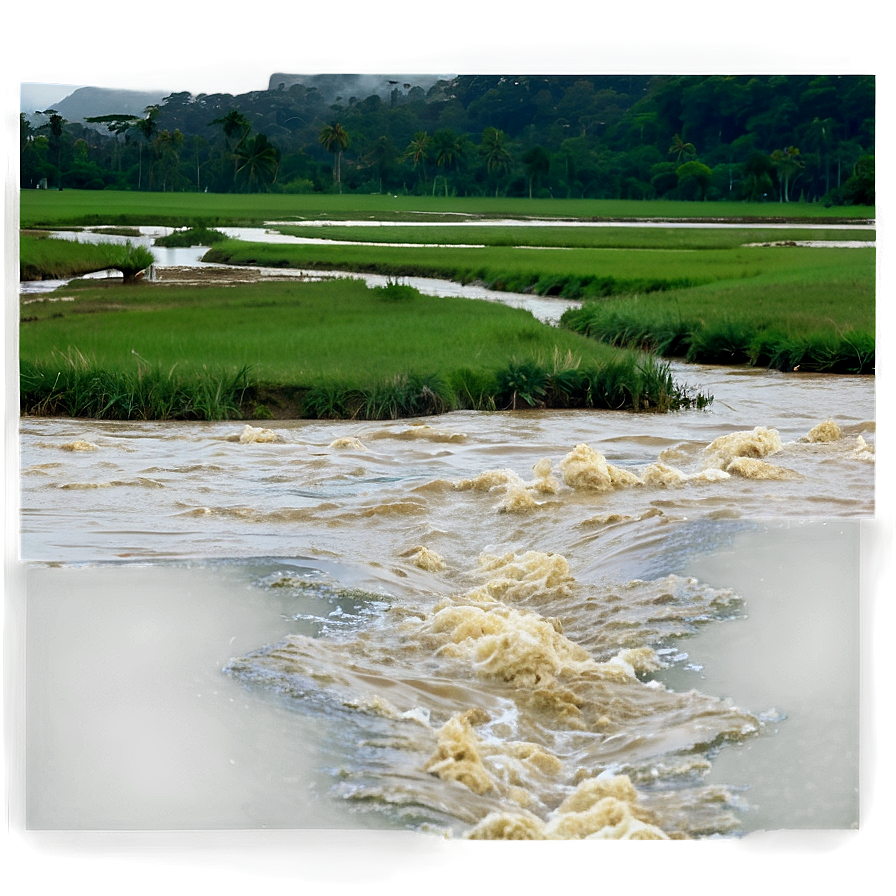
20,363,873,837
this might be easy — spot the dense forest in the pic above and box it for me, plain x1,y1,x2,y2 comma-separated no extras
20,74,875,205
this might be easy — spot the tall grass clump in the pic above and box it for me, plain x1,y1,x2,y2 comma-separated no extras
100,240,155,283
300,381,363,419
154,227,228,248
749,328,875,373
300,373,453,420
20,350,250,420
446,368,499,411
562,300,874,375
21,234,114,281
369,278,420,302
20,234,155,283
685,320,754,365
357,373,454,419
489,352,709,412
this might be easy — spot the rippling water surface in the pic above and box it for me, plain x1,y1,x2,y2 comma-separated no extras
20,362,873,838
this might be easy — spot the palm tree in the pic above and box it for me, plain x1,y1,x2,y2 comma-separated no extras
480,127,512,197
84,114,140,172
150,129,185,191
404,131,431,189
133,105,160,190
364,136,398,193
770,146,804,202
211,109,251,148
668,133,696,165
211,110,251,185
522,145,551,199
803,117,836,195
319,122,350,191
37,109,66,188
235,133,280,192
430,129,464,196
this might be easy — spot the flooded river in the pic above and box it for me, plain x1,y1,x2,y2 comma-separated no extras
19,363,874,838
14,222,880,846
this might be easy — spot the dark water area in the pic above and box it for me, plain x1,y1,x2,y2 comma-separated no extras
24,561,399,831
673,521,860,831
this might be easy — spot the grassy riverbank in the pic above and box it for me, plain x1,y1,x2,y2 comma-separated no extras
551,234,875,374
203,238,874,305
20,189,874,229
20,233,156,283
272,222,875,249
21,278,707,420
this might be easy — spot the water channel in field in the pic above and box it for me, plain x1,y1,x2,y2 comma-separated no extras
16,220,876,839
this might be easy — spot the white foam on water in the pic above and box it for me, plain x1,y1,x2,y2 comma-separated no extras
702,426,784,469
237,424,281,444
725,457,802,480
60,439,98,451
402,545,447,572
559,442,644,491
801,419,844,443
329,436,367,451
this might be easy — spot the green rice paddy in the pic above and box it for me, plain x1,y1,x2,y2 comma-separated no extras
20,278,705,419
18,191,876,419
19,189,874,229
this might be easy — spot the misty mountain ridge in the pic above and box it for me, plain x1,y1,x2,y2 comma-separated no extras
20,76,454,124
50,86,169,123
268,73,453,103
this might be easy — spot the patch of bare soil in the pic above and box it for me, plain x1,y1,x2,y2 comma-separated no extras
151,266,320,286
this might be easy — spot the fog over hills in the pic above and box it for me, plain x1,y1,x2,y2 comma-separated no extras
48,86,169,122
20,75,454,124
268,73,453,103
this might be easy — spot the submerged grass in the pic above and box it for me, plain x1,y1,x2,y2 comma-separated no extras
20,278,707,419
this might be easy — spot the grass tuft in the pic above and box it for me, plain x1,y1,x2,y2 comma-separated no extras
20,350,250,420
154,226,228,248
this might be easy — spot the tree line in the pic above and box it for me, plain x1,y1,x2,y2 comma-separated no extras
20,74,874,205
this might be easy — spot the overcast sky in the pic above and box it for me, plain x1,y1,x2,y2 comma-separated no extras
5,2,887,100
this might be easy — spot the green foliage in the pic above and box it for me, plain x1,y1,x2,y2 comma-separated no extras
562,262,876,376
20,234,154,283
154,226,228,247
102,240,155,283
841,155,874,206
447,368,498,411
19,275,708,419
685,320,754,364
370,278,419,302
20,350,250,420
19,190,874,232
675,161,714,200
357,373,453,420
21,75,873,202
496,359,550,409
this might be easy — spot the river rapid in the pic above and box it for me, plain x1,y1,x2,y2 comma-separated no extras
20,363,874,838
16,221,878,842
